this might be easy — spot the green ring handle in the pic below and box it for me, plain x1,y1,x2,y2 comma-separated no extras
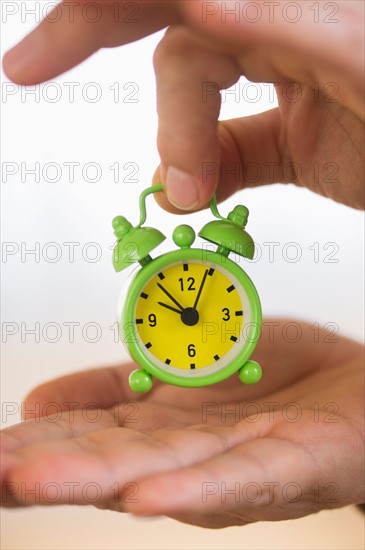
138,184,224,228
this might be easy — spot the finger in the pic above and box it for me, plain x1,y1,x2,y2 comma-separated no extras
124,436,316,517
1,405,119,455
154,107,284,213
5,421,267,506
124,416,362,518
3,0,180,84
165,510,247,529
153,27,241,211
22,363,148,421
1,406,119,506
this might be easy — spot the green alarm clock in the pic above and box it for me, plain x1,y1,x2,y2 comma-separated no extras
112,184,262,393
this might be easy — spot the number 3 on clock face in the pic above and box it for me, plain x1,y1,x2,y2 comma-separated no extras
121,249,261,388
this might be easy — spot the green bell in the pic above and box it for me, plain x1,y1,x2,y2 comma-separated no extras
112,215,166,272
198,205,255,259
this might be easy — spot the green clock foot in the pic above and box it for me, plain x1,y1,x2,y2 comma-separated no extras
129,369,153,393
238,361,262,384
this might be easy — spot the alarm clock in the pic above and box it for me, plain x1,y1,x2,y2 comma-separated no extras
112,184,262,393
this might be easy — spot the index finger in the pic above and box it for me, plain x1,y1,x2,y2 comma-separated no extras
3,0,181,84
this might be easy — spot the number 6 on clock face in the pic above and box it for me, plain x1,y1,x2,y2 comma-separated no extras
113,185,263,393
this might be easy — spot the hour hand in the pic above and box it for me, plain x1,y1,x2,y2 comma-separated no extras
157,283,184,311
157,302,183,315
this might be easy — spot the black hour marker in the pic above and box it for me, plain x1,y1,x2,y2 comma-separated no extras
227,285,235,293
145,342,152,349
190,363,196,369
214,354,220,361
230,336,238,342
183,263,189,271
140,292,148,299
235,310,243,316
165,358,171,365
158,272,165,280
208,268,215,276
135,319,143,324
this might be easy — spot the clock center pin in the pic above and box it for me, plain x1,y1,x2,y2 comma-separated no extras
181,307,199,326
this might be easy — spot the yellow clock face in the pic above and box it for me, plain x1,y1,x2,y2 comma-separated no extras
134,261,251,376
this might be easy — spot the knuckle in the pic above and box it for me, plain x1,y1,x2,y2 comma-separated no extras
153,27,197,70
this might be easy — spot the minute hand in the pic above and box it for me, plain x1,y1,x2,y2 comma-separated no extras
157,283,184,312
193,269,209,310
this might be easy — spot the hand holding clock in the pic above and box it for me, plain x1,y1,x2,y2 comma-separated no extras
3,1,364,210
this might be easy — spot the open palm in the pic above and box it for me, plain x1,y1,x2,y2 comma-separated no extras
2,320,363,528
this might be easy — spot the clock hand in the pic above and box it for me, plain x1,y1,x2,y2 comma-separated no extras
157,283,184,312
193,269,209,310
157,302,183,315
158,301,199,326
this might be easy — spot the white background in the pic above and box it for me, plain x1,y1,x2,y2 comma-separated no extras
1,2,364,549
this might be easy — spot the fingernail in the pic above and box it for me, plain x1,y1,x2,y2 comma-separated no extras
166,166,199,210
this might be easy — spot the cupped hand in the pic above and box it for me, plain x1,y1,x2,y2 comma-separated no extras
3,1,364,210
1,320,364,528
